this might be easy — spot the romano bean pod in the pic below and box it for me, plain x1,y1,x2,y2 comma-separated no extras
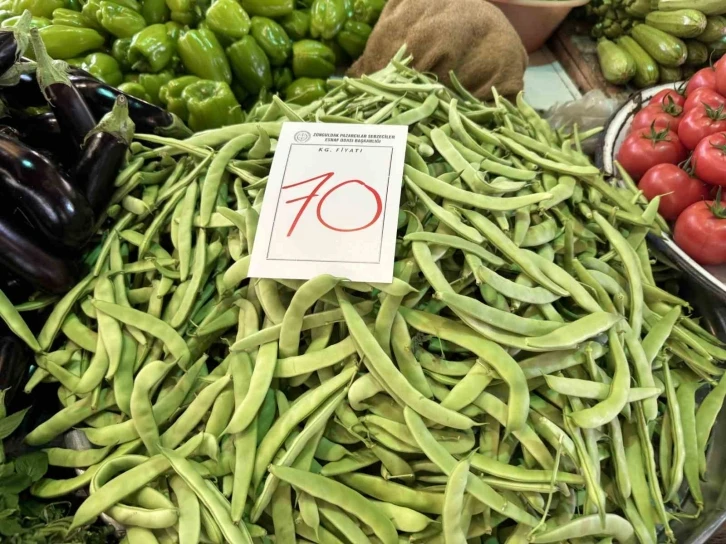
17,48,725,544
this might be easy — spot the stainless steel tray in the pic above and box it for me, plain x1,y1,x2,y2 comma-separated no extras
596,82,726,307
673,283,726,543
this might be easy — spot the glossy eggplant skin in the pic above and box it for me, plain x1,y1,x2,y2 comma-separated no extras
44,82,96,155
0,213,78,294
69,71,180,135
0,134,94,250
0,71,44,109
75,131,127,214
2,65,188,137
0,325,31,409
0,267,34,303
2,113,76,170
0,32,18,78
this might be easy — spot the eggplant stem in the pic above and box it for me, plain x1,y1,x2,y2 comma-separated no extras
29,27,70,100
0,60,35,88
155,112,193,138
86,95,135,146
10,10,32,60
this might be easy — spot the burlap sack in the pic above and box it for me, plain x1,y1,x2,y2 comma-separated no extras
348,0,528,100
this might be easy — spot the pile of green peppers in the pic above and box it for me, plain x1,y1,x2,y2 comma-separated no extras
2,0,386,130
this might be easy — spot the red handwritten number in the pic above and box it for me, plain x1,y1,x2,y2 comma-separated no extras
282,172,382,237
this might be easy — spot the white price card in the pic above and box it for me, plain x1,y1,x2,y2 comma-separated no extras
249,122,408,283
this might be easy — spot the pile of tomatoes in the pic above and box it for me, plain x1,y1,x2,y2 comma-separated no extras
616,62,726,266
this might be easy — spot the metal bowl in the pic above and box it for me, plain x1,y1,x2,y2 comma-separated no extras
598,81,726,306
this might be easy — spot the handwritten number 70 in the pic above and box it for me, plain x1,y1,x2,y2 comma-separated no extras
282,172,383,237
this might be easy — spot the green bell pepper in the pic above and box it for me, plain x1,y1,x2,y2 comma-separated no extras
111,37,131,67
13,0,63,18
65,0,80,10
322,37,345,64
181,79,243,131
291,39,335,78
118,81,151,102
169,9,194,24
165,0,190,13
97,1,146,38
336,19,369,57
273,65,292,90
80,0,102,26
310,0,347,40
239,0,292,18
0,10,14,24
128,23,173,72
205,0,250,40
166,0,194,24
178,28,231,83
81,0,141,25
231,81,248,103
351,0,384,24
250,16,291,66
110,0,141,10
64,55,85,67
1,14,49,27
165,20,182,41
159,74,199,120
285,77,326,104
141,0,168,24
51,8,95,28
281,10,309,40
226,35,272,94
138,70,173,104
37,25,105,58
82,52,123,85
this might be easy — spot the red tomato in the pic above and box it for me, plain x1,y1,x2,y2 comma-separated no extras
683,87,726,113
649,89,685,108
631,103,682,132
638,164,710,220
716,59,726,97
674,199,726,265
616,127,687,180
693,132,726,186
677,102,726,150
687,67,717,96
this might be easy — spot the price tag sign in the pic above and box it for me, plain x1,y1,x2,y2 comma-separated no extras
249,122,408,282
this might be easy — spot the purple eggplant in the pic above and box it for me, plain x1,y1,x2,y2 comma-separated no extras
0,134,94,249
69,70,191,138
3,61,191,138
0,11,32,79
0,325,32,408
0,213,78,294
0,68,43,109
76,95,134,214
2,112,77,171
30,28,96,156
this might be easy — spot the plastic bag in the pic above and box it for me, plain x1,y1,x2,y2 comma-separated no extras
545,89,623,154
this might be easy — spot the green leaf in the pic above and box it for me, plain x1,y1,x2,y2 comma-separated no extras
0,473,31,494
0,463,14,479
14,452,47,484
0,408,29,440
0,517,21,536
0,492,18,510
0,508,15,519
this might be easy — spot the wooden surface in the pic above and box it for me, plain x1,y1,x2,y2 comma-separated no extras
548,19,627,99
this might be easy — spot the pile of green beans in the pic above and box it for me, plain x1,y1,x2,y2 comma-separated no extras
9,46,726,544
